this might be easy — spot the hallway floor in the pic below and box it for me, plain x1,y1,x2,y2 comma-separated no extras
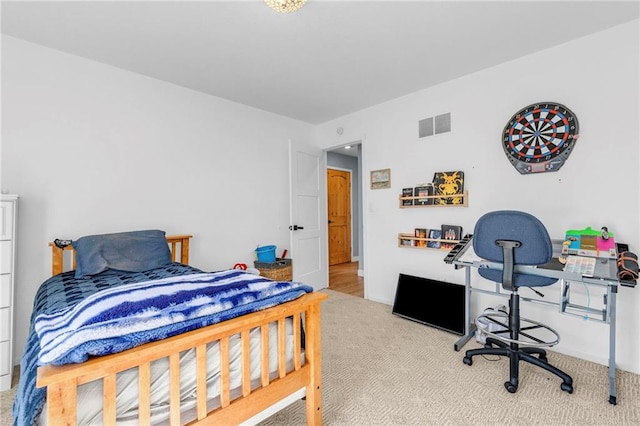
329,261,363,297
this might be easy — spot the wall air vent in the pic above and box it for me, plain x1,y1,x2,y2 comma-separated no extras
418,117,434,138
418,112,451,138
435,112,451,134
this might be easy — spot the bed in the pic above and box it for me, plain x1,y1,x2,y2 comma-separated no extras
13,230,327,425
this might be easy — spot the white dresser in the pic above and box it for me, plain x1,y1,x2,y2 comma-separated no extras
0,194,18,391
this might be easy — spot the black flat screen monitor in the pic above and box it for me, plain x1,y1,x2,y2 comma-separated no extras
392,273,465,335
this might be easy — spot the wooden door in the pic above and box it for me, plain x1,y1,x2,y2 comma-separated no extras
327,169,351,265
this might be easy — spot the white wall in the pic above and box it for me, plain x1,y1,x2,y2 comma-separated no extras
1,36,316,361
315,21,640,373
2,20,639,376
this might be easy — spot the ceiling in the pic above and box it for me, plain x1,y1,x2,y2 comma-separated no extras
1,1,638,126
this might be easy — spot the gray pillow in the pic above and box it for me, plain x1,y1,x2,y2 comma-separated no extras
72,230,172,278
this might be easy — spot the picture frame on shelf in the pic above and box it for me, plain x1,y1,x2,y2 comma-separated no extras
414,228,428,247
432,171,464,205
427,229,442,249
371,168,391,189
414,183,434,205
399,233,414,247
440,224,462,250
400,238,414,247
401,187,414,206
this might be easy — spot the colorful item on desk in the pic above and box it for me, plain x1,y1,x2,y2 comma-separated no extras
563,255,596,276
563,226,616,259
617,251,639,282
233,263,247,270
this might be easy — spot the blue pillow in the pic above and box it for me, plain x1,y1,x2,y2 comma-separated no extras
72,230,172,278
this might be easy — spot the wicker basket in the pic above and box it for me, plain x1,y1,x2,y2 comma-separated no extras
254,259,292,281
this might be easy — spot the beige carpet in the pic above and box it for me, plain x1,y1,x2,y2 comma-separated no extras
2,289,639,425
258,289,640,425
0,366,17,426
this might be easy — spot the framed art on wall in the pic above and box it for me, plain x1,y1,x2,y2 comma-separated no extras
370,168,391,189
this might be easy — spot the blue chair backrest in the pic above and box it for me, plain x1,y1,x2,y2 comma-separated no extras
473,210,557,288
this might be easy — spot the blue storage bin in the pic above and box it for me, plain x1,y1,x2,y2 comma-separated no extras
255,245,276,263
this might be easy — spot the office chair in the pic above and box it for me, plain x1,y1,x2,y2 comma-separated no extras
462,210,573,394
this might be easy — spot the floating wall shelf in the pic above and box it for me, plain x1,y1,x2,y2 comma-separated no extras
397,233,460,250
399,190,468,208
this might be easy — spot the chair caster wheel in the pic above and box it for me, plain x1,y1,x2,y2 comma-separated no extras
504,382,517,393
463,356,473,366
561,382,573,394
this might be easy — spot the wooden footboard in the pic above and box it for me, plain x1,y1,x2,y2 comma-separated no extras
37,291,328,425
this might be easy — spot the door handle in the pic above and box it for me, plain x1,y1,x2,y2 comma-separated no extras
328,220,333,224
289,225,304,231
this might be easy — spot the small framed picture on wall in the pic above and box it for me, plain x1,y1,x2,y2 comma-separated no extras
370,168,391,189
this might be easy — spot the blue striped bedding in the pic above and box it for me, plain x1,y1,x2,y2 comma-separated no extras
13,263,313,426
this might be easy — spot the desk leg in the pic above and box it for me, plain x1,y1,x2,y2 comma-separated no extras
454,266,475,351
608,284,617,405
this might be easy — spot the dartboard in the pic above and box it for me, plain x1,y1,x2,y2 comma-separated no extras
502,102,579,174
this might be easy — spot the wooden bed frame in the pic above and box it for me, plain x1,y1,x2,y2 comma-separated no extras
37,235,328,425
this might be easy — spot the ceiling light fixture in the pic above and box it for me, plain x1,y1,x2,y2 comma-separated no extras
264,0,306,14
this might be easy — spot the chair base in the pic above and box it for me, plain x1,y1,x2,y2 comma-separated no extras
463,337,574,394
464,292,574,394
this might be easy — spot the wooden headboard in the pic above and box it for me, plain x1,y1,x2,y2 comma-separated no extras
48,234,193,276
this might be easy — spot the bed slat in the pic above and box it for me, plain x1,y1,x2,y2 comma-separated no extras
170,353,181,424
241,330,251,397
103,374,117,424
196,345,207,421
278,318,286,378
294,313,302,370
220,337,230,408
138,362,151,423
260,325,270,387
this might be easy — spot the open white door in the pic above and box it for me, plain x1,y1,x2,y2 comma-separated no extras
289,139,328,291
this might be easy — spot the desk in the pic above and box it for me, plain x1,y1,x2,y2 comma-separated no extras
447,237,629,405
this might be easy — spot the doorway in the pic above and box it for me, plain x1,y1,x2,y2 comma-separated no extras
326,144,363,297
327,168,352,265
